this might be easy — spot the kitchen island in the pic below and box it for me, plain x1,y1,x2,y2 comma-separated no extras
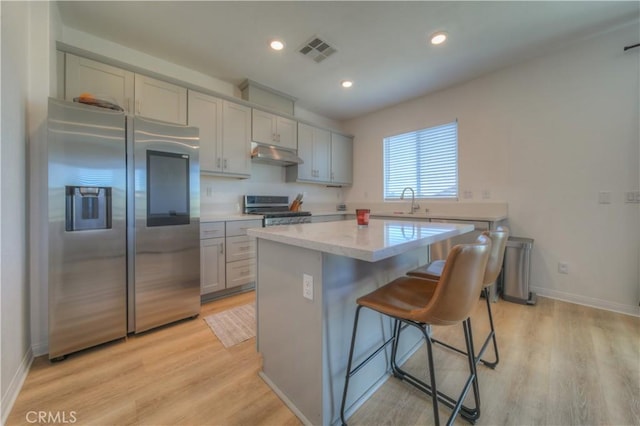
247,219,473,425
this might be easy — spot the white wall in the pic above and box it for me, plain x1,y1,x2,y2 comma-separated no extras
1,3,60,422
1,1,34,422
201,164,343,215
1,2,30,421
344,22,640,315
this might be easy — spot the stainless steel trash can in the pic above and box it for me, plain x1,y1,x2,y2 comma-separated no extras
502,237,536,305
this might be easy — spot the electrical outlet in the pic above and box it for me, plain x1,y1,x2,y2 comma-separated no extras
482,190,491,200
558,261,569,274
463,190,473,199
625,191,640,203
303,274,313,300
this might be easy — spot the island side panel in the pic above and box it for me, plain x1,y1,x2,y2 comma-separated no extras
321,246,429,425
256,238,324,425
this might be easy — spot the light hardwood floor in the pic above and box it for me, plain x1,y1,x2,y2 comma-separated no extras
6,292,639,425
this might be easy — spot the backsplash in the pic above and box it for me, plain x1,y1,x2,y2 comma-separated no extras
200,163,344,214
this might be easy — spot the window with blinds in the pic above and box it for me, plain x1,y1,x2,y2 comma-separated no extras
383,121,458,200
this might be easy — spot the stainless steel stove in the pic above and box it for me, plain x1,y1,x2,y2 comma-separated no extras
244,195,312,226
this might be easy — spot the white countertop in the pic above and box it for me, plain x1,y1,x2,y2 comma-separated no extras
310,211,348,216
201,213,263,222
200,210,506,223
247,219,474,262
370,211,507,222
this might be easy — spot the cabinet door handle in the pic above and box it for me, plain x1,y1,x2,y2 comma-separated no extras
224,159,228,169
238,246,251,250
219,242,224,254
125,97,131,113
136,99,141,114
331,172,334,181
217,158,221,168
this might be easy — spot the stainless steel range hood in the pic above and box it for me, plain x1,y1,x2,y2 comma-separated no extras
251,144,303,166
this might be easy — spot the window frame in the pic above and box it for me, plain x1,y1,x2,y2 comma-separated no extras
383,120,459,201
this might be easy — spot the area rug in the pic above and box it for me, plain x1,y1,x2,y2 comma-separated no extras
203,303,255,348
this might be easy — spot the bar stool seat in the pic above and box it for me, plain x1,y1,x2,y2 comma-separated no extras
408,226,510,368
340,235,491,426
357,276,438,320
409,259,445,280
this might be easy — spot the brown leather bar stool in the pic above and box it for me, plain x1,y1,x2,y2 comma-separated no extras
340,236,491,426
407,226,509,368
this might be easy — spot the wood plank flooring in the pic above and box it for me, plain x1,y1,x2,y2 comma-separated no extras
6,292,639,425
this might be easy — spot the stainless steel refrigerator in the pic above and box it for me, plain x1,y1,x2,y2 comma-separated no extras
48,98,200,360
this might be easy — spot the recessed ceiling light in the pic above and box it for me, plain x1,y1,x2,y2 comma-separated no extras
430,32,448,45
270,40,285,51
341,80,353,88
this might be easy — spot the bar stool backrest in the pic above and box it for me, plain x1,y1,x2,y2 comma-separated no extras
481,226,510,286
413,235,491,326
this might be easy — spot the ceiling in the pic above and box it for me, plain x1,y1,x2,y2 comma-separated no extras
56,1,639,121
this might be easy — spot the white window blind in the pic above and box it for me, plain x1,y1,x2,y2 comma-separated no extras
384,121,458,200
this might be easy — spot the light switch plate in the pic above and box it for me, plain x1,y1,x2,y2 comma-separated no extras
558,261,569,274
303,274,313,300
598,191,611,204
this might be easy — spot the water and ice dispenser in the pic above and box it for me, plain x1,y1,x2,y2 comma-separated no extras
65,186,112,231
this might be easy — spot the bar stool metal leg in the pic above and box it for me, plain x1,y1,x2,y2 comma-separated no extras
389,318,481,425
340,306,398,426
393,287,500,370
476,287,500,368
340,305,362,426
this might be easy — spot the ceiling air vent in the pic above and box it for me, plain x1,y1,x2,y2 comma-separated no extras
299,36,336,63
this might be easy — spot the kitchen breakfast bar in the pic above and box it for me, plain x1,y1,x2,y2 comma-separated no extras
247,219,473,425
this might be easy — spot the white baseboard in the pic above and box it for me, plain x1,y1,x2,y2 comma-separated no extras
1,347,34,425
258,372,314,426
258,337,424,426
531,286,640,317
31,339,48,358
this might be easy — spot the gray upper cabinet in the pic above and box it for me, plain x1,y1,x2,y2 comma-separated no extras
188,91,223,173
134,74,187,125
252,109,297,150
222,101,252,176
64,53,187,125
330,133,353,185
188,90,251,177
287,126,353,186
65,53,134,113
286,123,331,183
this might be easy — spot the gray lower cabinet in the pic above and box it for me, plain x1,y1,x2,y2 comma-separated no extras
225,235,257,288
200,219,261,296
225,220,262,289
200,222,226,295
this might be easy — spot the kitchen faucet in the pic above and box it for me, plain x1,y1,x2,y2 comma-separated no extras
400,187,420,214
